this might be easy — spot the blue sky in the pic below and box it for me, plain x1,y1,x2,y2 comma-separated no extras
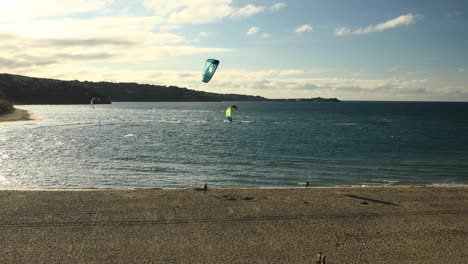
0,0,467,101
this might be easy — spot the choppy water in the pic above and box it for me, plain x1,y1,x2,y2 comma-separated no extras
1,101,467,189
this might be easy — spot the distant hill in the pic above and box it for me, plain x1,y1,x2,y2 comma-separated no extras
0,74,111,104
270,98,340,102
0,73,339,104
0,73,267,104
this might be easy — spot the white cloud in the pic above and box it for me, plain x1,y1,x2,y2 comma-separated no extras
458,68,465,73
0,17,231,72
295,24,313,33
0,16,162,39
0,0,110,22
231,4,265,18
335,13,423,36
270,3,286,12
143,0,265,24
0,1,238,79
247,27,260,36
191,31,210,42
246,27,271,38
187,70,446,100
0,2,241,69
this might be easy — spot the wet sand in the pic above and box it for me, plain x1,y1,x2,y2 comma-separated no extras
0,108,32,122
0,186,467,263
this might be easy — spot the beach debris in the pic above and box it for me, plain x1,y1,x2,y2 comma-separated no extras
225,105,239,123
316,252,327,264
90,97,100,109
202,59,219,83
316,252,322,264
360,201,368,205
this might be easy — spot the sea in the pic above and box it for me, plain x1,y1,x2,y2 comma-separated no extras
1,101,467,189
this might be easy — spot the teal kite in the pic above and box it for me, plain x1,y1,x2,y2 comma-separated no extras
202,59,219,83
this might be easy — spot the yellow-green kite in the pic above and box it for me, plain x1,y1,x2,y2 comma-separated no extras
225,105,238,123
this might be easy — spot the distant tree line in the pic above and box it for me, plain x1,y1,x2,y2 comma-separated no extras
0,90,14,115
0,73,266,105
0,74,111,104
0,73,339,106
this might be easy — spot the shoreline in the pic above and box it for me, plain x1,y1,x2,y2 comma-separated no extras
2,183,467,192
1,186,467,263
0,107,34,122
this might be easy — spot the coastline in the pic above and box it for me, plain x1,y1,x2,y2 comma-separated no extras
1,186,466,263
0,108,33,122
3,183,468,191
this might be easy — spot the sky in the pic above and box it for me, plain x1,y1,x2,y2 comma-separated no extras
0,0,467,101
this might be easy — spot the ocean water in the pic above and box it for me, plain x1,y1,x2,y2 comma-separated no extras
1,101,467,189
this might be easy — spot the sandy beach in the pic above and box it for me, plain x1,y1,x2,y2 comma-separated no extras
0,108,32,122
0,186,467,263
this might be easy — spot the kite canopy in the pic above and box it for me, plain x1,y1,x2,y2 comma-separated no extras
90,97,100,107
225,105,238,123
202,59,219,83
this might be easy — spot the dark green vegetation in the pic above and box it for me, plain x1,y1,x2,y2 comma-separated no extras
0,73,339,104
1,74,111,105
0,90,14,115
0,99,14,115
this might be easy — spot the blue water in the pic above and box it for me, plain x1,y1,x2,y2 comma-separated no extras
1,101,467,189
